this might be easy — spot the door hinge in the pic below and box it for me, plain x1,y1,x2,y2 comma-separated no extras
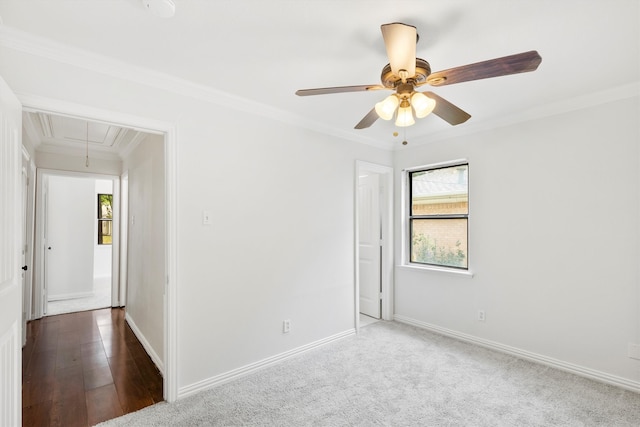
379,239,383,247
379,292,383,300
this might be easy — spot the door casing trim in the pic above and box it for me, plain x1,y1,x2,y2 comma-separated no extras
354,161,394,332
19,93,178,403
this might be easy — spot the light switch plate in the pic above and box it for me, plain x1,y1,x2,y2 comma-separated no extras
202,210,212,225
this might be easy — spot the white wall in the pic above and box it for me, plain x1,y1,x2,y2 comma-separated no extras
4,21,639,396
394,95,640,385
0,40,386,394
122,134,165,365
46,175,95,300
177,111,391,385
3,33,640,395
94,179,113,280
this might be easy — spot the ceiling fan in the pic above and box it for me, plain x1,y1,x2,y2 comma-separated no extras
296,23,542,129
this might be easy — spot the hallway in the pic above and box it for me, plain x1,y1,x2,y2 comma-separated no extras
22,308,163,426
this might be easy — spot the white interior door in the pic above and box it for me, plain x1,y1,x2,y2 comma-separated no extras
45,175,95,306
358,172,381,319
21,166,29,345
0,74,23,427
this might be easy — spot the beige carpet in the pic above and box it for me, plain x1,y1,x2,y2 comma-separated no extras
98,321,640,426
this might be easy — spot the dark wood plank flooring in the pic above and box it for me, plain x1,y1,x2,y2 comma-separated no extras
22,308,163,426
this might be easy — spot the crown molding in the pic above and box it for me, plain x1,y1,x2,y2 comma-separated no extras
2,25,636,153
400,81,640,150
22,111,42,148
0,25,387,150
19,94,169,135
118,131,147,161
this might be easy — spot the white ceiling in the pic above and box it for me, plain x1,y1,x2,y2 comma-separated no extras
22,111,147,161
1,0,638,151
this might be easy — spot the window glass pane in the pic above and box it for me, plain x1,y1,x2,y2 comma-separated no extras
98,194,113,219
411,218,467,268
411,165,468,215
98,220,112,245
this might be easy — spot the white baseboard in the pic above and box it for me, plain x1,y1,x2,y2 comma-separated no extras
178,328,356,399
92,276,111,287
124,312,164,375
394,314,640,394
48,291,93,301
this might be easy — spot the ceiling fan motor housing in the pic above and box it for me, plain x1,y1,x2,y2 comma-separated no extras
380,58,431,89
396,83,414,101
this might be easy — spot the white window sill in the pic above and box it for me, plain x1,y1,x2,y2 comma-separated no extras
396,263,474,278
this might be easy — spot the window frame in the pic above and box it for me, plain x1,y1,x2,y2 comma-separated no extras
97,193,113,245
405,160,469,271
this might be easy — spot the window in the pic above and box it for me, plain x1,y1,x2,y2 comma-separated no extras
408,163,468,269
98,193,113,245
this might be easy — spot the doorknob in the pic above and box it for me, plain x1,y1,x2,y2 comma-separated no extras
21,265,28,271
48,246,52,250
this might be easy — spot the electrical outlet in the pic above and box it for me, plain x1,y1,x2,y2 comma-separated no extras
283,319,291,334
478,310,486,322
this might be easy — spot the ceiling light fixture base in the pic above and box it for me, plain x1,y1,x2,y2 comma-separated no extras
380,58,431,88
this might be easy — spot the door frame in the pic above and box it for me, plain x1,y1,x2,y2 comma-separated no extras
18,93,178,403
354,161,393,331
21,147,36,346
119,171,129,307
34,169,121,315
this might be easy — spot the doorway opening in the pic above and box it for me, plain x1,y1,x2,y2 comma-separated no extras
20,97,178,402
39,172,118,316
355,161,393,331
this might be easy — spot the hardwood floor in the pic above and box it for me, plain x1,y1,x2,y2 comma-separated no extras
22,308,163,426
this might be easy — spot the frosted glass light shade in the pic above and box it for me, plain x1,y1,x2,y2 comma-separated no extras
375,95,399,120
395,105,415,127
381,23,417,78
411,92,436,118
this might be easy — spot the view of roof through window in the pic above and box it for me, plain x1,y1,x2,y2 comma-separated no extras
411,165,468,206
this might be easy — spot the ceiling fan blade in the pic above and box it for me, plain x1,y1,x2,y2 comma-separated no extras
296,85,385,96
381,23,417,77
423,92,471,125
354,108,379,129
426,50,542,86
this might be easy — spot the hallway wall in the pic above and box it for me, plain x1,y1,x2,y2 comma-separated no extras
122,134,165,367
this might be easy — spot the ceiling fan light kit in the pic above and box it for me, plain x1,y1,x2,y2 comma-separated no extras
296,22,541,132
396,102,415,127
375,95,399,120
411,92,436,118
